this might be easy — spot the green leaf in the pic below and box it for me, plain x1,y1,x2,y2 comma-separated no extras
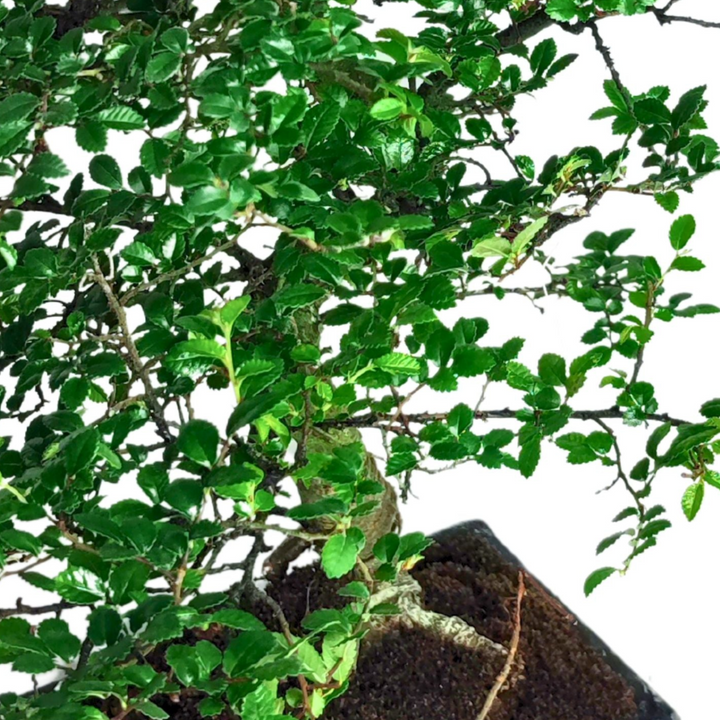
76,121,108,152
98,106,145,131
141,139,169,177
700,399,720,418
0,529,42,556
273,284,327,312
398,532,432,561
546,0,579,21
322,530,365,579
24,247,57,278
538,353,567,387
220,296,251,329
584,567,616,596
654,191,679,213
671,85,705,129
31,15,56,48
288,497,348,520
88,606,122,646
165,479,203,513
65,427,100,475
681,482,704,521
304,102,340,148
669,214,696,250
137,463,169,503
187,186,231,215
168,161,214,188
0,93,40,123
161,27,190,52
511,217,549,257
375,353,420,376
518,433,541,478
242,680,283,720
198,698,225,718
210,609,266,631
226,387,287,434
223,630,279,677
56,567,106,604
167,641,222,686
633,98,671,125
178,420,219,467
147,52,183,83
452,345,494,377
164,339,225,376
671,256,704,272
13,654,56,674
89,154,123,189
596,532,627,555
135,702,169,720
369,98,404,121
27,153,69,179
530,38,557,76
38,619,81,662
604,80,627,111
338,581,370,599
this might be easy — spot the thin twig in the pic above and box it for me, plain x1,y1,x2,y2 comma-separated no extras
0,600,78,619
92,256,173,443
652,11,720,29
587,21,633,108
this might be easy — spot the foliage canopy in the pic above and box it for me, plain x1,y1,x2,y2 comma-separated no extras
0,0,719,718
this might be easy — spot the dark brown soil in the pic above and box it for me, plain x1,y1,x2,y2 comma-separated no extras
260,529,639,720
102,526,648,720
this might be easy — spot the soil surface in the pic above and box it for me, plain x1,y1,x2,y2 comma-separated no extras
263,532,639,720
101,523,673,720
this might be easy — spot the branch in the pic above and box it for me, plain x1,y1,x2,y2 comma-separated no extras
324,407,689,429
91,257,174,443
651,8,720,29
496,9,583,50
587,21,633,107
496,3,720,57
0,599,78,620
120,228,252,305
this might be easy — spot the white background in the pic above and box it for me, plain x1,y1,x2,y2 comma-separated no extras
2,1,720,718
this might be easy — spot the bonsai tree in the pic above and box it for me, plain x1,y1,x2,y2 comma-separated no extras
0,0,719,718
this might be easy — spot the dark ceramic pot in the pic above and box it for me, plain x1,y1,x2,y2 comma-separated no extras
430,521,678,720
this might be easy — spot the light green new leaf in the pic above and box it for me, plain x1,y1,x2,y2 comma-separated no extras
681,482,704,521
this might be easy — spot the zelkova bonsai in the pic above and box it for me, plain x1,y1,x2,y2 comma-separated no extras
0,0,719,718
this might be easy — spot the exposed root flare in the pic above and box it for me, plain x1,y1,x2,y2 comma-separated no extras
366,572,508,657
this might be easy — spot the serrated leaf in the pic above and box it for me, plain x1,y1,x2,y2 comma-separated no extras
369,98,404,121
596,532,627,555
654,191,679,213
76,121,108,152
375,352,420,376
178,420,219,467
669,214,696,250
530,38,557,76
304,102,340,148
584,567,616,596
89,154,123,189
0,93,40,123
147,52,182,83
65,427,100,475
681,482,704,521
322,531,364,579
98,106,145,130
